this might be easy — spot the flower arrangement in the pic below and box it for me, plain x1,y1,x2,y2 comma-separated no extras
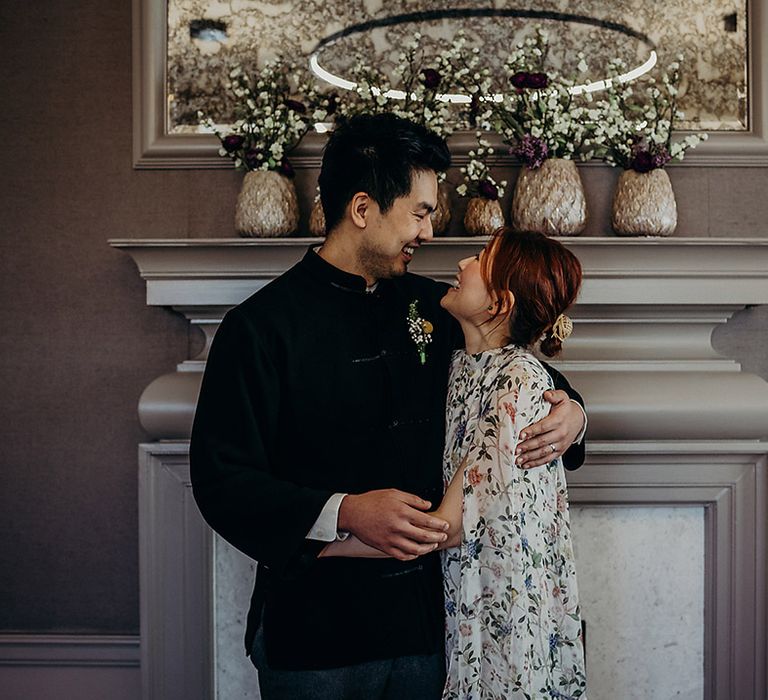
499,31,595,167
199,60,328,174
593,55,708,172
456,135,507,201
340,34,455,137
448,29,595,168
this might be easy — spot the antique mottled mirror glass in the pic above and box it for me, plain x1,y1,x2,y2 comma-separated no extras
166,0,748,134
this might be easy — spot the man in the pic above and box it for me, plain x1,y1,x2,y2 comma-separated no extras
190,113,586,699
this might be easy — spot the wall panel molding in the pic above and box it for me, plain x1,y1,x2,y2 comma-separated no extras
0,634,139,667
139,445,213,700
0,635,140,700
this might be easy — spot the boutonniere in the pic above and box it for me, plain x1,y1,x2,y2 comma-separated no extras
407,300,434,365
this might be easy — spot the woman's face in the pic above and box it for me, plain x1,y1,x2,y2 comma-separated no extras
440,249,494,321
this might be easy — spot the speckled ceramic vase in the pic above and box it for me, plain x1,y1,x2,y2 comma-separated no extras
234,170,299,237
431,181,452,235
511,158,586,236
309,197,326,237
464,197,504,236
611,168,678,237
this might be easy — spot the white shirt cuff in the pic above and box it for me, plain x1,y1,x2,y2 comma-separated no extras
571,399,588,444
306,493,349,542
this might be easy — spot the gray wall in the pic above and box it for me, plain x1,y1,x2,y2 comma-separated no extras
0,0,766,635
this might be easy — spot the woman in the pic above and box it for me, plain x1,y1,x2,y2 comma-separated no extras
323,229,587,699
436,229,586,699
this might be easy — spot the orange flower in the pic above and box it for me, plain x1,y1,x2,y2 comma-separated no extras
467,465,483,486
557,492,567,512
502,401,516,420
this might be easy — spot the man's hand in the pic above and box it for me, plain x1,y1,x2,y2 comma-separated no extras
338,489,449,561
515,390,585,469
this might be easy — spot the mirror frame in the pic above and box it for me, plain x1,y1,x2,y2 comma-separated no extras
133,0,768,168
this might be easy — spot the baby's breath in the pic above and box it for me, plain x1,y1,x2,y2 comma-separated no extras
199,59,326,173
592,56,707,171
407,301,434,365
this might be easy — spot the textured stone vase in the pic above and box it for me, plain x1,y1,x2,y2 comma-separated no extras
430,181,452,235
234,170,299,237
511,158,586,236
308,198,326,237
611,168,678,237
464,197,504,236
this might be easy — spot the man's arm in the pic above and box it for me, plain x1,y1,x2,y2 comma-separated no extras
190,309,333,578
320,473,458,559
191,310,448,575
515,362,586,471
337,489,448,559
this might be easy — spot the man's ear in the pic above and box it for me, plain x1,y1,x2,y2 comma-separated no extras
349,192,370,229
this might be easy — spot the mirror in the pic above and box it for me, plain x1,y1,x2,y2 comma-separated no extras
133,0,768,167
167,1,747,134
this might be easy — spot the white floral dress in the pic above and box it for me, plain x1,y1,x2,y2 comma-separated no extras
441,345,587,700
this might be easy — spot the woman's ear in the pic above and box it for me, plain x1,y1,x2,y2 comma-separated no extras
496,290,515,315
349,192,369,229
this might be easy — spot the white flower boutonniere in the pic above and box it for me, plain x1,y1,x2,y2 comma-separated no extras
407,300,434,365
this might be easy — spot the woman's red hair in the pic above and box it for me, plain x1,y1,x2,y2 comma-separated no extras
481,228,582,356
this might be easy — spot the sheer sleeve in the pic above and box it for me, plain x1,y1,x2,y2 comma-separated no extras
461,357,552,509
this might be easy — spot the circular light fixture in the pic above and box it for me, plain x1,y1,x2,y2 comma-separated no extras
308,8,657,102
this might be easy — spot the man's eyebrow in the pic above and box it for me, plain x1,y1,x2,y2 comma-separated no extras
415,201,435,213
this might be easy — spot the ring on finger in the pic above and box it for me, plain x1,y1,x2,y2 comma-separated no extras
549,443,557,454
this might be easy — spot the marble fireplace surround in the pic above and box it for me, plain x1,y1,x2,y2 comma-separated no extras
112,237,768,699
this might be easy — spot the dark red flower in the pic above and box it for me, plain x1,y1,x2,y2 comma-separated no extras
468,93,480,127
421,68,441,90
477,179,499,201
278,159,295,178
630,150,655,173
285,99,306,113
652,147,672,169
325,92,339,116
244,148,264,170
527,72,549,89
222,134,245,153
511,71,530,89
512,135,549,169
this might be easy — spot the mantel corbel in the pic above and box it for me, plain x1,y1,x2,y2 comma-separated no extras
111,237,768,441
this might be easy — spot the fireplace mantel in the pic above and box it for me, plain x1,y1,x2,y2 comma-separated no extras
111,237,768,442
113,236,768,700
111,236,768,307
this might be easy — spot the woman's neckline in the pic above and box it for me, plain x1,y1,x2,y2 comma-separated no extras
461,342,528,361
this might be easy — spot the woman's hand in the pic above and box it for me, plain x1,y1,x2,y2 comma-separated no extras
515,390,585,468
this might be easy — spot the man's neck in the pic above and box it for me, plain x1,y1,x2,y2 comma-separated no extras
317,234,376,286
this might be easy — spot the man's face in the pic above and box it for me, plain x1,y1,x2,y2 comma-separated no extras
358,170,438,281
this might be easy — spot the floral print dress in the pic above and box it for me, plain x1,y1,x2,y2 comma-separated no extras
441,345,587,700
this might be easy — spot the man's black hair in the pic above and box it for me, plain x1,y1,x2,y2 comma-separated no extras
318,113,451,234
